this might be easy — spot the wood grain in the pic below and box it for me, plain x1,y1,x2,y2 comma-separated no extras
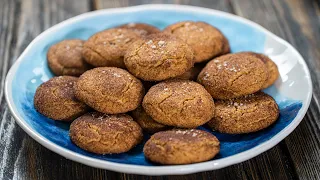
95,0,233,11
1,0,320,179
0,1,23,179
273,1,320,179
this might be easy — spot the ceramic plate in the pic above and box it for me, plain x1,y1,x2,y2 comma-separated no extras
5,4,312,175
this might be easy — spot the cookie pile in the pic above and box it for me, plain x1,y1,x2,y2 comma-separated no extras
34,21,280,165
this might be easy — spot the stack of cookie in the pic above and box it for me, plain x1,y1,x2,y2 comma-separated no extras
34,21,280,165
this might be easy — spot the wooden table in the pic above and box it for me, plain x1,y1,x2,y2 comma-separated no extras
1,0,319,179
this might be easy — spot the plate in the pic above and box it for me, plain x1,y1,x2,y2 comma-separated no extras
5,4,312,175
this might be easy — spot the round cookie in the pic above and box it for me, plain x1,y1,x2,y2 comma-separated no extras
118,23,160,36
82,28,142,68
75,67,144,114
124,33,194,81
197,53,268,99
241,52,279,89
207,92,279,134
47,39,91,76
70,112,143,154
143,80,215,128
163,21,230,63
131,106,170,133
143,129,220,164
34,76,89,121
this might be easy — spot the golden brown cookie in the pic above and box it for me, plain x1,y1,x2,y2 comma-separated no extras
34,76,89,121
207,92,279,134
118,23,160,36
143,129,220,164
163,21,230,63
143,80,214,128
70,112,143,154
75,67,144,114
197,53,268,99
124,33,194,81
240,52,279,89
131,106,170,133
47,39,91,76
221,33,231,55
82,28,141,68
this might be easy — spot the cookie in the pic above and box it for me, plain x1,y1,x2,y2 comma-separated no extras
240,52,279,89
143,129,220,164
82,28,141,68
70,112,143,154
124,33,194,81
118,23,160,36
131,106,170,133
47,39,91,76
34,76,89,121
207,92,279,134
143,80,214,128
163,21,230,63
75,67,144,114
197,53,268,99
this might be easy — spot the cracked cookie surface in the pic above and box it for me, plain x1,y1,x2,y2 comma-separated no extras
34,76,90,121
118,23,160,36
47,39,91,76
198,53,268,99
163,21,230,63
142,80,214,128
75,67,144,114
143,129,220,164
70,112,143,154
131,106,170,133
124,33,194,81
207,92,279,134
82,28,142,68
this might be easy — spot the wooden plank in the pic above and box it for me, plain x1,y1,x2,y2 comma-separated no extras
231,0,320,179
272,0,320,179
0,1,24,179
0,0,117,179
94,0,233,11
94,0,297,179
